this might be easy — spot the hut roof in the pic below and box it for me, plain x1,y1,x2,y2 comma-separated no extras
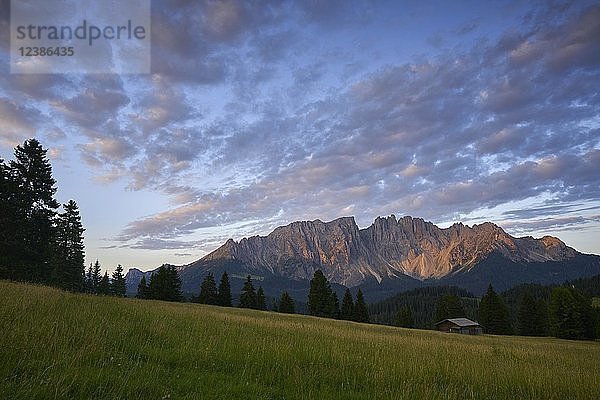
434,318,480,327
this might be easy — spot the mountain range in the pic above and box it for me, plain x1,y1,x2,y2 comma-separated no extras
125,215,600,302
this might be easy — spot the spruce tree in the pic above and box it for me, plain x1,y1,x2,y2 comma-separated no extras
478,284,513,335
88,260,102,294
9,139,59,283
198,273,218,304
353,289,369,323
98,272,111,295
278,291,295,314
136,275,149,299
517,292,548,336
0,157,22,280
308,270,335,317
52,200,85,291
239,275,257,309
217,271,232,307
340,289,355,321
395,307,415,328
111,264,127,297
167,266,184,302
256,286,266,310
147,265,182,302
147,269,164,300
330,291,340,318
84,263,93,293
517,292,536,335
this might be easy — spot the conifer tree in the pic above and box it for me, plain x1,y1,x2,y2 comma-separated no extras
198,273,218,304
330,291,340,318
340,289,355,321
517,292,548,336
52,200,85,291
147,271,161,300
84,263,93,293
256,286,266,310
136,275,149,299
217,271,232,307
478,284,513,335
111,264,127,297
0,157,22,280
9,139,59,283
98,271,111,295
278,291,295,314
395,307,415,328
84,260,102,294
239,275,257,309
0,140,86,289
148,265,183,302
353,289,369,323
167,266,183,302
91,260,102,294
308,270,336,317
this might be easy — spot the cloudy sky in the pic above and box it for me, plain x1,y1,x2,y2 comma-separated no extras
1,0,599,272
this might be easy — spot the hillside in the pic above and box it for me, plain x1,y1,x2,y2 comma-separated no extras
1,281,599,400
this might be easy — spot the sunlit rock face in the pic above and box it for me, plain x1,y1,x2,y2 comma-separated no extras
198,215,577,287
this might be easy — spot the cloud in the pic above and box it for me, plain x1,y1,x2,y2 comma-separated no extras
0,98,40,147
54,76,130,128
128,238,203,250
3,2,599,254
502,204,600,220
110,4,600,249
78,136,137,164
501,215,600,234
454,20,478,36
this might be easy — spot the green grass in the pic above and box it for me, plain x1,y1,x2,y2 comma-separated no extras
592,297,600,308
1,281,599,399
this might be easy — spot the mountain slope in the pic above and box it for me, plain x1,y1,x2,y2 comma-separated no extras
126,215,599,299
193,215,579,285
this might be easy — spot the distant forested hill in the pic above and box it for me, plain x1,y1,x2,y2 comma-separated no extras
369,286,479,328
370,275,600,330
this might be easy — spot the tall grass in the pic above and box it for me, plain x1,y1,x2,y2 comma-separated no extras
1,281,598,399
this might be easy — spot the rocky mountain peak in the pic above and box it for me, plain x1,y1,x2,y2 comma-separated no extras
191,215,579,287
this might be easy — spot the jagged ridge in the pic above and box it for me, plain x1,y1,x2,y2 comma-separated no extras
197,215,577,287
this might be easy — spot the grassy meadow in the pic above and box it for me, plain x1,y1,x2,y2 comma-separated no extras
1,281,599,400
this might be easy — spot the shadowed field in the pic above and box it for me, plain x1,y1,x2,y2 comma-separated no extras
1,281,599,399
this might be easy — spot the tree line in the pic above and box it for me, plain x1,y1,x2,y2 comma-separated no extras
135,265,184,302
135,270,297,313
308,270,369,322
1,139,86,291
82,260,127,297
392,283,598,340
369,285,479,327
135,268,370,323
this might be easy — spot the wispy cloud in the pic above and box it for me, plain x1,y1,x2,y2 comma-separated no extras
2,1,599,257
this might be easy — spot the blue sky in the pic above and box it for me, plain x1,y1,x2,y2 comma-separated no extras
1,0,599,272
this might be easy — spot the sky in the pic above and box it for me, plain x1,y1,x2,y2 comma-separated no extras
0,0,599,273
